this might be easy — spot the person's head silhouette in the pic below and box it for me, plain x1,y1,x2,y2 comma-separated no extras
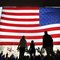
21,35,25,40
31,40,34,44
44,31,48,35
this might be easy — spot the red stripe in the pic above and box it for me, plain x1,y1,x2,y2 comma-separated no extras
0,42,42,45
2,12,39,16
0,42,60,45
0,34,60,39
3,7,39,10
1,22,40,27
0,35,43,39
1,17,39,21
0,27,60,33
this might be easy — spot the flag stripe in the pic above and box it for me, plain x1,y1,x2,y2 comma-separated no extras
0,30,60,36
1,38,60,41
3,7,39,10
0,27,60,33
1,19,39,24
0,38,60,42
1,22,40,27
1,17,39,21
2,12,39,16
2,14,39,19
0,34,60,39
0,42,60,45
3,9,39,13
0,24,60,30
0,42,43,45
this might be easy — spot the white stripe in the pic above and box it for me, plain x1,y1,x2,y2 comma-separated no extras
53,38,60,42
3,9,39,13
0,39,41,42
0,39,42,42
1,20,39,24
0,30,60,36
0,24,60,30
0,7,2,18
2,14,39,19
0,38,60,42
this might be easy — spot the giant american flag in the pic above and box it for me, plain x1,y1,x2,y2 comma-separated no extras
0,7,60,46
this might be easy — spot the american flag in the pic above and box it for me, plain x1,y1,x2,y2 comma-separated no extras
0,7,60,45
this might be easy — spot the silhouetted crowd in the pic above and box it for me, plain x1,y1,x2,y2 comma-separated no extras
0,48,60,60
0,31,60,60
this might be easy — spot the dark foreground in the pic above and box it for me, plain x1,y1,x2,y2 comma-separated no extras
0,49,60,60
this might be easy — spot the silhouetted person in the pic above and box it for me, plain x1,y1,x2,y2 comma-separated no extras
17,36,27,60
29,40,35,58
15,57,18,60
56,49,60,60
0,51,3,60
6,53,8,60
2,55,5,60
36,47,44,60
10,54,15,60
42,31,54,56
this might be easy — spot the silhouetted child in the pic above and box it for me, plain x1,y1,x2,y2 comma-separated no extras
29,40,35,58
